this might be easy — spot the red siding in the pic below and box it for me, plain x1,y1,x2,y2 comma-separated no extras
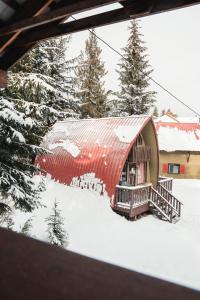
37,116,155,205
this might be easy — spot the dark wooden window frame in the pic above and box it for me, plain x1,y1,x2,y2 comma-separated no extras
168,163,180,174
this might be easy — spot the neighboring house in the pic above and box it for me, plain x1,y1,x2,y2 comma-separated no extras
155,119,200,179
37,116,181,222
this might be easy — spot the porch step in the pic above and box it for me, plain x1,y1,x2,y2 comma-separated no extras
149,187,182,223
149,204,177,222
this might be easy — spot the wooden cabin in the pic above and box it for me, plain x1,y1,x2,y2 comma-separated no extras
155,118,200,179
38,116,182,222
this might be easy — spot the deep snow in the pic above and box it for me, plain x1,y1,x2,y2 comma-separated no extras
12,178,200,291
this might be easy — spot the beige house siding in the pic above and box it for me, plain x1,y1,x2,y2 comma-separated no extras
160,151,200,179
142,121,159,186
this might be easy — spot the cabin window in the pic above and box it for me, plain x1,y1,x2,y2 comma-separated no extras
120,171,127,182
136,134,143,146
168,163,180,174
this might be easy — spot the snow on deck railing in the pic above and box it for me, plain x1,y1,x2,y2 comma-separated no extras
116,183,152,191
158,177,173,192
158,176,173,183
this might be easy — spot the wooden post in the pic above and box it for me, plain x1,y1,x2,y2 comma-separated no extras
0,70,7,88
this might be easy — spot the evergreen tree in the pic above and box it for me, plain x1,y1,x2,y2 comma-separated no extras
21,217,33,236
77,30,108,118
105,92,119,117
116,20,156,116
0,36,78,216
0,210,14,230
161,109,166,116
0,96,44,214
153,106,159,117
45,200,68,248
8,36,79,128
6,216,14,230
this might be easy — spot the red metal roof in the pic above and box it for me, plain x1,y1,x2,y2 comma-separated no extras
37,116,153,203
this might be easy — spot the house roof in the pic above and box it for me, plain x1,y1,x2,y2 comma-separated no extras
0,0,200,70
155,115,179,123
155,115,199,124
37,115,154,201
155,121,200,152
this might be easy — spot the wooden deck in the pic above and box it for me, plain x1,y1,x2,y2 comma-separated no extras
114,183,152,218
114,177,182,221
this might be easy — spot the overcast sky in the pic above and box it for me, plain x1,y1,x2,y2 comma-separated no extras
68,3,200,117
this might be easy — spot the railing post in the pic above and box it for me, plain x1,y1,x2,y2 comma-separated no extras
178,203,181,217
130,190,133,210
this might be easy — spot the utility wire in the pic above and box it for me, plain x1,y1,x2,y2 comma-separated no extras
70,15,200,117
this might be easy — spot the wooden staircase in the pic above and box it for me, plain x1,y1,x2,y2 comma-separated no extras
149,183,182,223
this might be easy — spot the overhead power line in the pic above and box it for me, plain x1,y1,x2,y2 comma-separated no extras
70,15,200,117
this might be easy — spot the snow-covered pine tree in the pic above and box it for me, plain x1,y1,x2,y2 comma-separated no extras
0,95,44,215
31,36,79,119
77,30,109,118
21,217,33,236
8,35,79,128
45,200,68,248
116,20,156,116
0,36,78,218
153,106,159,117
0,210,14,230
161,109,166,116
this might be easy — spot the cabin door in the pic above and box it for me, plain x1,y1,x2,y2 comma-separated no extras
137,162,146,185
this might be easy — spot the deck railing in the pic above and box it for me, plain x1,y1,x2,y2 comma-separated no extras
156,184,182,217
150,188,176,222
115,184,152,208
158,176,173,191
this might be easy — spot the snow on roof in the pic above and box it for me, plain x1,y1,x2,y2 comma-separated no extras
155,122,200,152
155,114,199,124
176,116,200,123
114,125,142,143
155,115,179,123
49,139,80,158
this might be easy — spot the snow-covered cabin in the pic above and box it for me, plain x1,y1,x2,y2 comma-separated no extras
38,116,182,222
155,120,200,179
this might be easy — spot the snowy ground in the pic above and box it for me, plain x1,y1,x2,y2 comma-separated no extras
13,178,200,291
